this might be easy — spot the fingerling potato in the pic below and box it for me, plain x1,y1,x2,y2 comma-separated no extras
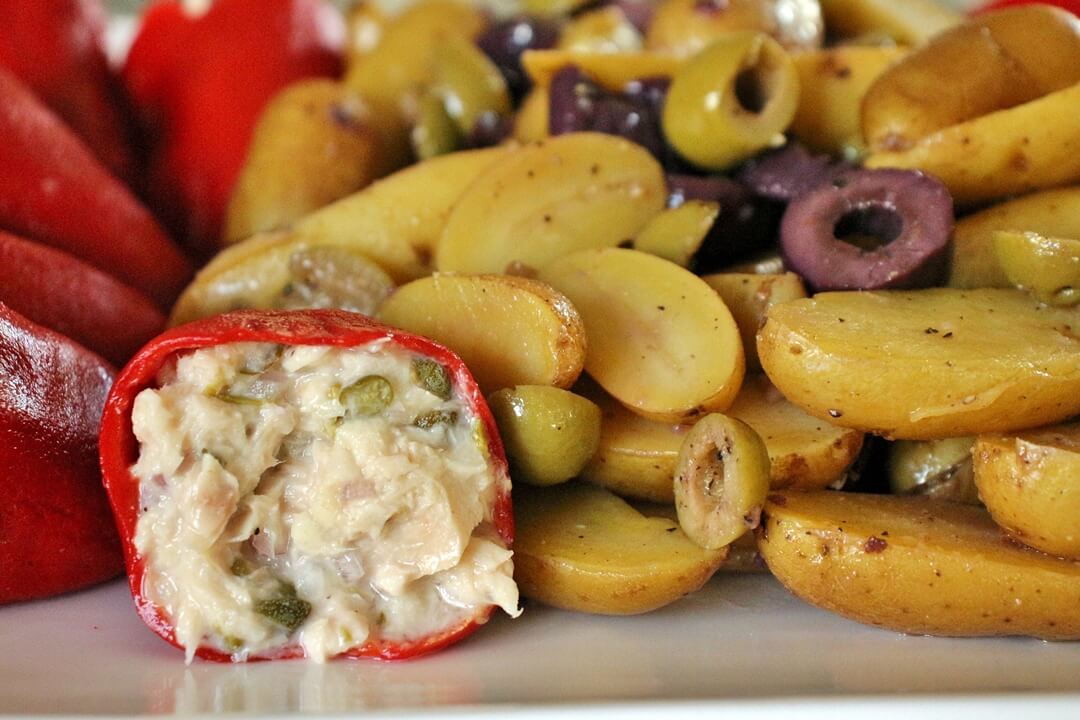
701,272,807,371
539,248,744,423
974,422,1080,559
377,273,586,393
759,491,1080,639
437,133,666,275
513,482,727,614
758,288,1080,439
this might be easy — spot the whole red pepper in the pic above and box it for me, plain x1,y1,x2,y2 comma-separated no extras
99,309,515,662
0,230,164,367
0,0,135,181
0,67,192,309
0,303,122,604
123,0,344,258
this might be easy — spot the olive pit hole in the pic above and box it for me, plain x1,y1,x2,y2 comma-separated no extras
833,204,904,252
734,66,769,114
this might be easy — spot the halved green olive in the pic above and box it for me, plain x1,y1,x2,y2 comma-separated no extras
411,90,463,160
278,246,394,313
888,437,979,504
994,231,1080,307
432,35,512,135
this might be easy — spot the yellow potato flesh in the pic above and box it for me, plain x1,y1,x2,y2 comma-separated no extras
948,186,1080,290
975,422,1080,559
727,374,864,491
437,133,666,275
865,83,1080,206
513,482,726,614
293,146,512,282
539,248,744,423
513,87,549,142
702,272,806,371
759,491,1080,639
377,274,586,394
819,0,961,45
557,6,642,54
757,288,1080,439
645,0,823,55
223,80,386,245
791,45,907,155
522,50,682,92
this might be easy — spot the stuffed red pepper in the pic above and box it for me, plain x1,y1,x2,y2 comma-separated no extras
100,310,519,663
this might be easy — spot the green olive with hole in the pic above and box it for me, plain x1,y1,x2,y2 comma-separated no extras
662,32,800,170
993,231,1080,307
488,386,602,486
888,437,979,504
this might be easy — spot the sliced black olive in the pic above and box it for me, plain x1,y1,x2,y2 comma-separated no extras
779,168,953,291
476,15,560,103
736,142,853,202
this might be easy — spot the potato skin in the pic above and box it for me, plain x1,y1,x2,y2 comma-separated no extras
759,491,1080,639
974,423,1080,559
514,482,726,614
758,288,1080,439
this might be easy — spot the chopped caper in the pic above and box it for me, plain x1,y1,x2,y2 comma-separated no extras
411,358,452,400
230,557,252,577
340,375,394,416
255,595,312,633
413,409,459,429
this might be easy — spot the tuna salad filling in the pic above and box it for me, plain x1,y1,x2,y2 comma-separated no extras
130,341,519,662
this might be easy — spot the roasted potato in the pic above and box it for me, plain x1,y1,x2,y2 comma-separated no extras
948,186,1080,290
437,133,666,275
702,272,807,371
223,80,389,245
759,491,1080,639
758,288,1080,439
974,422,1080,559
377,274,586,393
645,0,823,55
540,247,744,423
819,0,961,45
513,482,727,614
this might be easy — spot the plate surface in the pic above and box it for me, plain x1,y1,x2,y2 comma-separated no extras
4,573,1080,716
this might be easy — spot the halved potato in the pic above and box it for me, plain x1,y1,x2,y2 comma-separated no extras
487,385,601,486
522,49,682,91
759,491,1080,639
727,374,864,491
865,83,1080,206
974,422,1080,559
292,146,512,282
819,0,961,45
437,133,666,275
758,288,1080,439
377,273,586,393
579,382,690,503
948,186,1080,290
539,248,744,423
171,240,394,326
702,272,807,371
513,482,727,614
633,200,720,268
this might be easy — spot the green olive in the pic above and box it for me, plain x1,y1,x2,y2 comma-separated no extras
662,32,800,170
673,413,771,550
278,245,394,313
411,90,463,160
993,230,1080,307
411,358,453,400
432,35,511,135
632,200,720,267
340,375,394,416
888,437,980,504
255,595,311,633
558,6,643,54
488,385,602,486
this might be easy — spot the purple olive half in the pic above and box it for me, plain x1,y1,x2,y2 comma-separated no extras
780,168,954,291
736,142,853,202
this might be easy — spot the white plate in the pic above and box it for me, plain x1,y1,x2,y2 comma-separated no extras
4,573,1080,717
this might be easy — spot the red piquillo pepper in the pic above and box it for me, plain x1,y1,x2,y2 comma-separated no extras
100,310,517,662
0,67,192,308
123,0,343,258
0,303,121,604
